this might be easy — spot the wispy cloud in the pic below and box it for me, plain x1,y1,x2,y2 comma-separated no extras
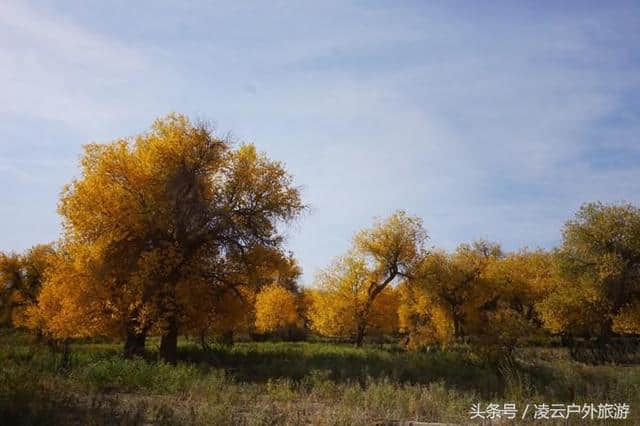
0,3,139,126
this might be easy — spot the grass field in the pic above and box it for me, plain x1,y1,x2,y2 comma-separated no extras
1,330,639,425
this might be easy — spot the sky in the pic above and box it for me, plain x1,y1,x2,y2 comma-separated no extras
1,1,640,284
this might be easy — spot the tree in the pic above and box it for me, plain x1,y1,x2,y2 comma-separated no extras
23,248,119,340
254,284,299,334
397,279,455,350
34,114,304,362
399,241,502,348
310,211,426,346
398,241,553,350
479,249,554,347
309,255,399,341
180,279,252,348
0,244,54,330
180,246,303,343
397,251,456,349
538,202,640,340
298,288,316,332
446,240,503,340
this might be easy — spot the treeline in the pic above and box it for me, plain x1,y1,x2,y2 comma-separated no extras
1,114,639,363
307,205,640,353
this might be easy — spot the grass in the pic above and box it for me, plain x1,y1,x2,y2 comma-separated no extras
1,329,639,425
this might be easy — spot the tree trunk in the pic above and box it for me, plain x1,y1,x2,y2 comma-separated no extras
402,334,410,348
599,318,614,345
355,322,366,347
159,318,178,365
200,330,209,352
560,333,574,347
60,339,71,370
453,316,461,339
124,330,147,358
221,331,234,346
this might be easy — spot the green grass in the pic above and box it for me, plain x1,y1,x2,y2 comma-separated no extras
1,329,639,425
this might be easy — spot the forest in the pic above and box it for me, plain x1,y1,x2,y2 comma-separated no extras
1,114,639,425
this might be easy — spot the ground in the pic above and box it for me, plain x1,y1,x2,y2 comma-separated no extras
1,330,638,425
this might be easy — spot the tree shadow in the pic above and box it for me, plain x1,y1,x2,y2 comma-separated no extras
175,342,504,397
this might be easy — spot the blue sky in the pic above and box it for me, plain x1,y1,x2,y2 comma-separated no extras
1,1,640,284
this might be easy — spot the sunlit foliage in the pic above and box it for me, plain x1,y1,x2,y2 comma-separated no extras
310,211,425,345
28,114,304,362
398,242,555,350
397,279,455,350
254,284,299,333
538,202,640,338
309,256,400,340
7,113,640,359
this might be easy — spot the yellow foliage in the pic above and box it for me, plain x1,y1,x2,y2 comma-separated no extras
612,301,640,334
0,244,55,329
353,211,427,278
254,284,299,333
31,114,304,354
539,202,640,338
309,211,427,345
27,250,124,339
397,282,454,349
14,114,640,357
179,280,253,338
309,255,399,339
397,243,555,349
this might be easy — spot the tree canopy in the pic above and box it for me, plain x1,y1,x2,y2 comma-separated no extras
538,202,640,339
28,114,305,362
310,211,427,346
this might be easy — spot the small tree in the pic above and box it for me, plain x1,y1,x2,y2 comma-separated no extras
309,256,399,341
310,211,426,346
0,244,55,331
